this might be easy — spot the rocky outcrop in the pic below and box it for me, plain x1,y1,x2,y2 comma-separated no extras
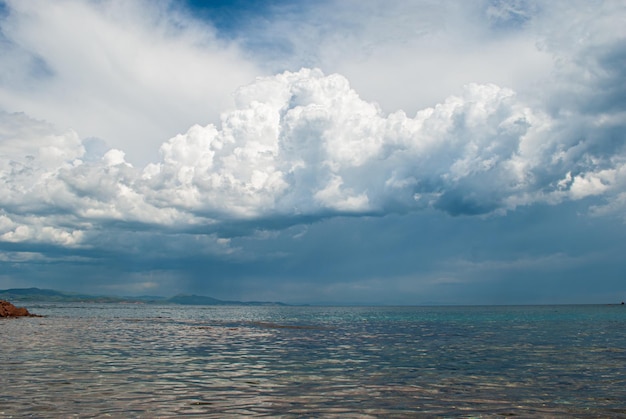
0,300,32,317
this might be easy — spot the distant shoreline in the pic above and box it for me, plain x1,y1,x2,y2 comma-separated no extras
0,287,288,307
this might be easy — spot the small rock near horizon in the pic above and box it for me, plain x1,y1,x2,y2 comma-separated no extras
0,300,32,317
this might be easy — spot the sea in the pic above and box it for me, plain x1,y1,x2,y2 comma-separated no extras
1,303,626,418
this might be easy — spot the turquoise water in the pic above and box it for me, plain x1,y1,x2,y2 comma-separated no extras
2,304,626,417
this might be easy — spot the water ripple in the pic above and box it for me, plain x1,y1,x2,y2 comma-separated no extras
1,304,626,417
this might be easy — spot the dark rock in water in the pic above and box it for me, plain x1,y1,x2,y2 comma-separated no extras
0,300,33,317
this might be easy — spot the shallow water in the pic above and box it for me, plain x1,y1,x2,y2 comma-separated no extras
2,304,626,417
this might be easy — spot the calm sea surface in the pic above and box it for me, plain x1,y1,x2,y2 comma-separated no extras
1,303,626,417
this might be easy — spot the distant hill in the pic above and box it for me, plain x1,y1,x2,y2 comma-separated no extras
0,288,286,306
0,288,132,303
168,294,287,306
167,294,225,305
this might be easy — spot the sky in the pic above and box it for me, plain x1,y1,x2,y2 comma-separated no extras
0,0,625,305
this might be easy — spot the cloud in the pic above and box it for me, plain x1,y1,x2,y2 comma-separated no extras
230,0,554,113
0,0,261,165
1,0,626,302
1,60,625,253
2,0,625,245
144,68,626,221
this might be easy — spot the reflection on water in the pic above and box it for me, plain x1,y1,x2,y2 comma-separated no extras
2,304,626,417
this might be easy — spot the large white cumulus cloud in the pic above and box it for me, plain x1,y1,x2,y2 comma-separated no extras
147,69,543,218
2,67,626,248
149,68,626,219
